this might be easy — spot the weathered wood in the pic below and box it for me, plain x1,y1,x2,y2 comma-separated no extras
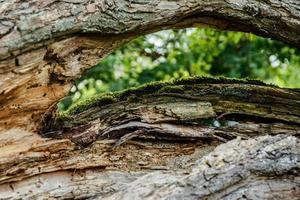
46,78,300,146
1,1,300,199
1,0,300,131
0,78,299,199
0,131,298,199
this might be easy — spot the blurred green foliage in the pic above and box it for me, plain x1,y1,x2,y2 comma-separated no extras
58,28,300,111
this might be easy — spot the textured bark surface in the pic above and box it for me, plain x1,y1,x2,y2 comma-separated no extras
1,0,300,131
46,78,300,146
0,131,299,199
1,1,300,199
0,79,299,199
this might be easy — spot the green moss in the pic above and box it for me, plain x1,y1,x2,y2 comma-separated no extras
53,111,73,128
65,93,116,116
57,112,72,121
172,75,270,86
117,80,168,101
158,85,185,93
60,76,276,119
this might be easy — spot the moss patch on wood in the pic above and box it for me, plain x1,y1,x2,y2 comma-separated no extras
158,85,185,93
59,76,274,119
43,75,300,148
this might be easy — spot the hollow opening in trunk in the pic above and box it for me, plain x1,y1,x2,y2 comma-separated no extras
57,28,300,113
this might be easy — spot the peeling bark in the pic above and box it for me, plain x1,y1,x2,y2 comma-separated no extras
0,131,299,199
46,78,300,146
1,0,300,131
0,79,299,199
1,1,300,199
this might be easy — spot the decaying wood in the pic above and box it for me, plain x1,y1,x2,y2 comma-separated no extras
1,0,300,199
0,79,299,199
46,78,300,146
2,0,300,131
0,130,299,199
0,34,130,131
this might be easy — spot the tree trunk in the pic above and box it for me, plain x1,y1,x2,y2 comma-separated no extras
1,1,300,199
1,0,300,131
1,78,300,199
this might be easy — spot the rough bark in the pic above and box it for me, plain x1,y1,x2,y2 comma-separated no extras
46,78,300,146
1,1,300,199
0,78,299,199
0,133,299,200
1,0,300,131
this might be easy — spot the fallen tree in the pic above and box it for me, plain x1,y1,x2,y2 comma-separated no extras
1,0,300,199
